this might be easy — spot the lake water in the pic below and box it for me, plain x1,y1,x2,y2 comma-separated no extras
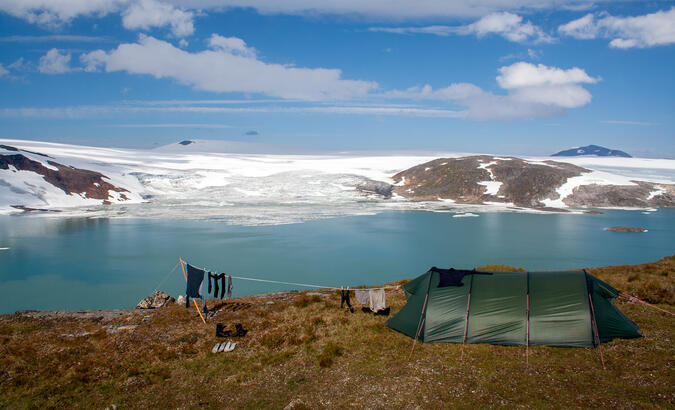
0,209,673,314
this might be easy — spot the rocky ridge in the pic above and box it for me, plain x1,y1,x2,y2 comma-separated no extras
0,144,135,209
392,155,675,210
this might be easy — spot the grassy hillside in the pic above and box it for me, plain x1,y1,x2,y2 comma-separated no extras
1,256,673,408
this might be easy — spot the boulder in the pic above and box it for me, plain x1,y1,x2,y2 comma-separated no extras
176,295,186,306
136,291,175,309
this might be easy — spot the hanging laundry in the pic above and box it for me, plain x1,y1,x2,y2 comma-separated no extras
186,264,205,298
354,289,370,306
220,274,227,299
213,273,220,299
227,275,233,298
340,288,353,311
369,288,387,312
208,272,213,294
431,266,492,287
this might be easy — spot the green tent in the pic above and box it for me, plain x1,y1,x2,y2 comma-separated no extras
386,268,641,347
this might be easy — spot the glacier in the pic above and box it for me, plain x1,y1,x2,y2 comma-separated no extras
1,139,674,225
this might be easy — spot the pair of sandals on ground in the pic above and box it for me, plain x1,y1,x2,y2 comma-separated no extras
212,322,248,353
212,341,236,353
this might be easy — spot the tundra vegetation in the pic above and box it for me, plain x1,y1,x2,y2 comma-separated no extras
1,256,673,408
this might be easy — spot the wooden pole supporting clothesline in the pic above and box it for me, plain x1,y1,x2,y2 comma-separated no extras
180,257,206,324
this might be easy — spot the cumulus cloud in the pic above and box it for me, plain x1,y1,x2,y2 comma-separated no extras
385,62,598,120
80,34,377,100
370,12,552,43
496,62,597,88
559,7,675,48
208,34,256,57
460,12,552,42
38,48,72,74
0,0,126,27
122,0,194,37
0,64,8,77
0,0,194,37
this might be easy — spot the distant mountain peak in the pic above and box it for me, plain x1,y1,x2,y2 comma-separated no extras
552,144,631,158
178,140,194,146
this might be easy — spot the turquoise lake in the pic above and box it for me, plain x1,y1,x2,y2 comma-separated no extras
0,210,673,314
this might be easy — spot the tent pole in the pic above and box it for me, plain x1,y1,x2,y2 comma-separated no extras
588,293,605,370
409,273,433,360
526,271,530,369
180,257,207,324
408,293,429,360
526,293,530,368
461,275,474,361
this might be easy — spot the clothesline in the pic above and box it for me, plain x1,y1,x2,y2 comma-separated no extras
229,274,402,291
184,260,401,292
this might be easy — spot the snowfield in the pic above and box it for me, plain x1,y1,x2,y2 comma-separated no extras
1,139,674,225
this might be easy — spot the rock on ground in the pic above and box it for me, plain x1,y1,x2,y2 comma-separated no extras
136,291,175,309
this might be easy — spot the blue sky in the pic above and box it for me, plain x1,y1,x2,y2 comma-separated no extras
0,1,673,157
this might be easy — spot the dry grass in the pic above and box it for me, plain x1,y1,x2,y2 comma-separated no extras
0,256,673,409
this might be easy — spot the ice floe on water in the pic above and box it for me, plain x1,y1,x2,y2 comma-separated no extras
453,213,480,218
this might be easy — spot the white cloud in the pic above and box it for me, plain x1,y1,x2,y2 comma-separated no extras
121,0,194,37
559,7,675,48
385,62,598,120
0,0,193,37
80,34,377,100
0,34,109,42
369,12,552,43
0,64,8,77
38,48,72,74
459,12,552,42
527,48,540,58
0,0,126,27
558,13,598,39
384,83,483,100
7,58,24,69
208,34,256,57
0,103,465,119
496,62,598,88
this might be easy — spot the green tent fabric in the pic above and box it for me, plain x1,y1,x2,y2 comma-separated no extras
386,268,641,347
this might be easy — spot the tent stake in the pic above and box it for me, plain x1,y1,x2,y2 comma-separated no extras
180,257,206,325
